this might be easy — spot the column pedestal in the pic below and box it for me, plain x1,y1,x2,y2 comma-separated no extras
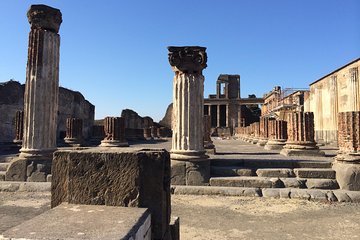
333,111,360,190
168,46,210,185
100,117,128,147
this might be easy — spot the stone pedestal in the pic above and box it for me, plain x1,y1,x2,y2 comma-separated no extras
100,117,129,147
333,111,360,190
265,119,287,150
13,110,24,144
257,117,269,146
168,46,210,186
64,118,83,146
280,112,324,156
143,127,152,140
6,5,62,182
204,115,216,154
52,148,171,240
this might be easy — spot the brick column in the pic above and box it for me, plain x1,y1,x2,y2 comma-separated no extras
280,112,324,156
333,111,360,190
257,117,269,146
168,46,209,185
13,110,24,144
64,118,83,146
100,117,128,147
251,122,260,144
265,119,288,150
204,115,216,154
6,5,62,182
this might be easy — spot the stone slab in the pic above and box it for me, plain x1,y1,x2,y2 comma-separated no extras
256,168,295,178
211,166,254,177
294,168,336,179
1,203,151,240
51,148,170,240
172,185,262,197
280,148,325,157
210,176,283,188
280,178,306,188
0,181,51,192
305,179,339,189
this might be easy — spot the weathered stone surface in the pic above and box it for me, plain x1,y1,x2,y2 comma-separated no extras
305,179,339,189
346,191,360,203
0,172,5,181
294,168,336,179
306,189,328,201
211,166,254,177
290,189,311,200
2,203,151,240
262,188,280,198
256,168,295,178
5,158,27,181
186,160,210,186
279,189,291,198
100,117,128,147
210,176,283,188
64,118,83,146
332,162,360,191
172,185,262,197
326,191,338,202
333,191,352,202
170,216,180,240
171,160,186,185
280,178,306,188
52,148,171,240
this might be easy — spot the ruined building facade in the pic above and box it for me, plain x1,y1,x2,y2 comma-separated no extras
306,58,360,144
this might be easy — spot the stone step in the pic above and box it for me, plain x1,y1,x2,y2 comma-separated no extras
0,162,9,171
210,176,339,190
211,159,332,169
0,171,6,181
294,168,336,179
256,168,295,178
211,166,254,177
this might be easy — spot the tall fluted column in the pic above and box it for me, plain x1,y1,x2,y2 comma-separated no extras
13,111,24,144
168,46,209,185
64,118,83,146
264,119,288,150
6,5,62,182
280,112,324,156
333,111,360,190
100,117,128,147
19,5,62,160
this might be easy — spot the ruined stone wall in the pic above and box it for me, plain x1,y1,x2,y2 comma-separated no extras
309,59,360,143
0,80,94,142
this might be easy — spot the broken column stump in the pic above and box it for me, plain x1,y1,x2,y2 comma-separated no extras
264,119,288,150
64,118,83,146
333,111,360,190
100,117,129,147
52,148,172,240
257,117,269,146
280,112,324,156
13,110,24,145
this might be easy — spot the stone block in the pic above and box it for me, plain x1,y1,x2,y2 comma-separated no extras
290,189,311,200
346,191,360,203
0,171,5,181
1,203,151,240
211,166,254,177
171,160,186,185
305,179,339,189
186,160,210,186
326,191,337,202
51,148,170,240
280,148,325,157
333,161,360,191
46,174,52,182
210,176,282,188
294,168,336,179
279,189,291,198
262,188,280,198
280,178,306,188
256,168,295,178
5,158,27,181
306,189,328,201
333,191,352,202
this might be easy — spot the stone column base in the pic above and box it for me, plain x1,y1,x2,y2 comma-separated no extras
100,140,129,147
257,138,268,147
264,139,286,150
280,143,325,157
333,160,360,191
64,138,83,147
204,142,216,155
171,159,210,186
5,157,52,182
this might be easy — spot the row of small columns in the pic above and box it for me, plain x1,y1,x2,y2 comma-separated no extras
204,104,230,127
237,112,324,156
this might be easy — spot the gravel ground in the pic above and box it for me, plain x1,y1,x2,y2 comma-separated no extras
1,192,360,240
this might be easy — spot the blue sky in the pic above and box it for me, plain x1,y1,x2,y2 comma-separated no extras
0,0,359,121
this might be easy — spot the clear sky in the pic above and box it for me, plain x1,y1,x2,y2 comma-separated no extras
0,0,359,121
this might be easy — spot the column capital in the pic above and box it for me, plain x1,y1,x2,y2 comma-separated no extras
167,46,207,74
27,4,62,33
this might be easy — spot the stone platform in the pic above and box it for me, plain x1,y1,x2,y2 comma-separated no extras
1,203,151,240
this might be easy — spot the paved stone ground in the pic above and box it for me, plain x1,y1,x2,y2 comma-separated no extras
1,191,360,240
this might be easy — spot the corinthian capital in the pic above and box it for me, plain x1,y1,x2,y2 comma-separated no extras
27,4,62,33
167,46,207,74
